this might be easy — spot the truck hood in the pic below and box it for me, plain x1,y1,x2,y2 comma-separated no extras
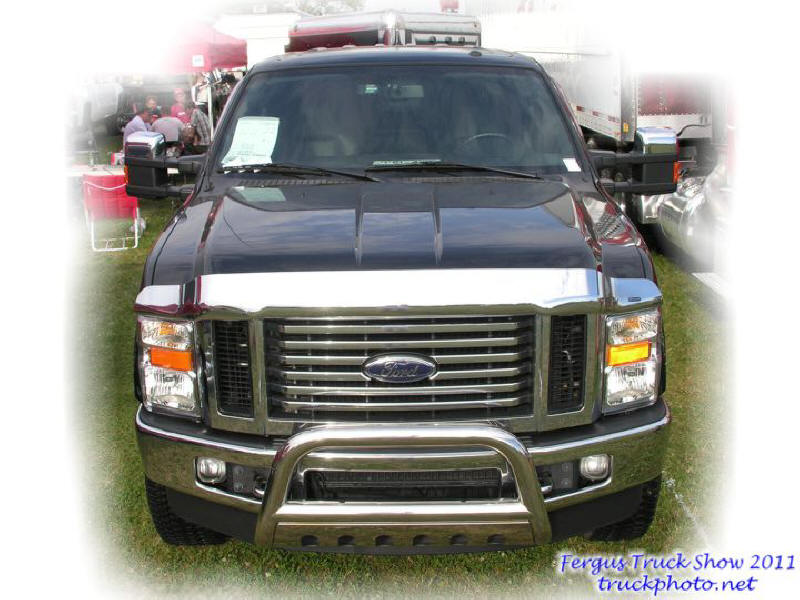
185,180,599,275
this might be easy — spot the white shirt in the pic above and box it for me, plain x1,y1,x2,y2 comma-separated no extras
122,115,149,145
151,116,184,142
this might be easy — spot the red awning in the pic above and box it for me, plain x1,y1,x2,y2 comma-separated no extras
163,23,247,74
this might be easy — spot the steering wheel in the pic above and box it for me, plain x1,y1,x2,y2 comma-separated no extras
457,132,513,148
455,132,518,162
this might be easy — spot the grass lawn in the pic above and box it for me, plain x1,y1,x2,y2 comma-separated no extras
72,195,726,598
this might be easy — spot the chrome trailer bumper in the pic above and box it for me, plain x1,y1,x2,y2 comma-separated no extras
631,193,666,224
136,401,669,552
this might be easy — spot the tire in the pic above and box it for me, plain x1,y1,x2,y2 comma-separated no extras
652,221,678,256
588,476,662,541
144,478,229,546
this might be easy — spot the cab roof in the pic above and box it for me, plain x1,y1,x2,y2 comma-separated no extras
249,46,543,73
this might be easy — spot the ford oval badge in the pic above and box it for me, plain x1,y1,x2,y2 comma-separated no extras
362,354,437,384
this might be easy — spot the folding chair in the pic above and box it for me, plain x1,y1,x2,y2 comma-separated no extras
82,172,141,252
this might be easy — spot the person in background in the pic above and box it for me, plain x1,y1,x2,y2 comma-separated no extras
151,115,184,143
170,88,190,124
144,95,161,118
186,100,212,151
150,113,185,157
122,107,152,145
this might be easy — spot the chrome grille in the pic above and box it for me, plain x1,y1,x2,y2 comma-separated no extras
264,316,535,421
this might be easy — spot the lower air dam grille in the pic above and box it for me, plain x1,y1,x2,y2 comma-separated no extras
297,468,515,501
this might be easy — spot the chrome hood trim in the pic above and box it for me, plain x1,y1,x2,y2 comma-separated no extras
136,268,601,317
135,268,661,318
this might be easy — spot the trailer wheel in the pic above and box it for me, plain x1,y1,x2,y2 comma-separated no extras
105,115,121,136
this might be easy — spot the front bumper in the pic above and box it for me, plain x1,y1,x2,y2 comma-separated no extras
136,400,669,552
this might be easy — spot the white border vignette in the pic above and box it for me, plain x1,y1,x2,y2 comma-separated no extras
1,0,797,597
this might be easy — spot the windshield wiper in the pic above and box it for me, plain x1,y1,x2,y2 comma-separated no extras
365,161,544,180
218,162,380,182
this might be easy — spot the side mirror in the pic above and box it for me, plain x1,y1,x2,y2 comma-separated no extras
590,127,678,195
124,131,206,199
124,132,168,198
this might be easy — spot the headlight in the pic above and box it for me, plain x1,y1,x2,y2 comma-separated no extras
603,309,660,414
138,317,201,418
140,319,193,350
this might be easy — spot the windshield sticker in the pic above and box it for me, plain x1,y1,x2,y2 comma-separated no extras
221,116,280,166
562,158,581,172
230,186,286,204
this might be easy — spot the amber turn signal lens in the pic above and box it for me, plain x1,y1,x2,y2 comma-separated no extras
149,347,193,371
673,161,679,184
607,341,651,367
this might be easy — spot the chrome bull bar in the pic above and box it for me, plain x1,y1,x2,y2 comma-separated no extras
254,423,552,549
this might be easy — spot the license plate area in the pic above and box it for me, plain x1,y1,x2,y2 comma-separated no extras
273,521,535,552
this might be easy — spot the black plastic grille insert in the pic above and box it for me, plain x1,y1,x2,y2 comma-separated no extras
213,320,253,417
547,315,586,414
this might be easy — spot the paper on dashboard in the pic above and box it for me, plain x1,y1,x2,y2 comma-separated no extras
221,116,280,166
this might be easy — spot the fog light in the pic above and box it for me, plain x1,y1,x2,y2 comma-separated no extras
196,457,226,484
579,454,610,481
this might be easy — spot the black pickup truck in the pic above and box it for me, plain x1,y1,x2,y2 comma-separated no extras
125,46,676,553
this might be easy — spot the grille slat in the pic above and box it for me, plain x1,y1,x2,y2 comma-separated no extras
264,316,535,421
271,365,525,382
275,335,527,351
279,321,522,335
277,351,527,366
275,379,526,397
281,395,524,412
212,321,254,417
547,315,587,414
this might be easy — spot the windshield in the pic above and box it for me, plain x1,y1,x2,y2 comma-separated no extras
216,65,581,174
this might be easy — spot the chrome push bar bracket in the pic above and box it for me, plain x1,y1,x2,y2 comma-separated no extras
254,423,553,549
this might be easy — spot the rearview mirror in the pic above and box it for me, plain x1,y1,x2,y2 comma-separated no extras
590,127,678,195
124,131,206,199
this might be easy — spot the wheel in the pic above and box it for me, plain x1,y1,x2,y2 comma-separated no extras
105,115,121,136
588,476,662,541
144,478,229,546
